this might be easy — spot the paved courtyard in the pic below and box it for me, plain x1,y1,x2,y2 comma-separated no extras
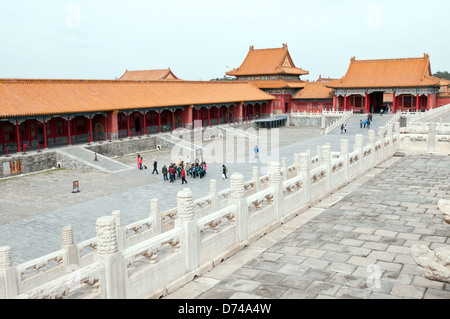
165,155,450,299
0,113,449,299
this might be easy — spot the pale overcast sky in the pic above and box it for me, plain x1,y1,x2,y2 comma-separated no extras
0,0,448,81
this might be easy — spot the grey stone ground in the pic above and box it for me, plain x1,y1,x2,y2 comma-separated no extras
1,113,449,299
164,155,450,299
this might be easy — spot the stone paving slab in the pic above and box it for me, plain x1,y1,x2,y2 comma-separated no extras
164,154,450,299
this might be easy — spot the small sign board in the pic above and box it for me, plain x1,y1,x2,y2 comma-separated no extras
72,180,80,193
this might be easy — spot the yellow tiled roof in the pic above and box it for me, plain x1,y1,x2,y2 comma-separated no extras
226,45,309,77
327,55,440,89
118,68,182,81
293,82,334,100
249,80,307,89
0,79,274,118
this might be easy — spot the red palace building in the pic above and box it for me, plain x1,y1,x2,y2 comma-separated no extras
1,46,449,155
226,44,309,115
0,79,274,154
326,54,445,114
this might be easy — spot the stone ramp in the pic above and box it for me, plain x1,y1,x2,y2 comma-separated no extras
327,113,395,136
58,146,132,173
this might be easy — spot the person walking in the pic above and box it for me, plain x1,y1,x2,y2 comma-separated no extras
254,145,259,159
363,120,366,128
181,166,187,184
152,159,158,174
169,164,175,183
340,124,344,134
138,156,143,170
360,120,363,129
222,164,228,180
137,154,141,170
94,152,98,161
344,124,347,133
162,165,168,181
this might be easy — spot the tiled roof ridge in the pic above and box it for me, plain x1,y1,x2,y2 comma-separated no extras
351,55,429,64
0,78,252,85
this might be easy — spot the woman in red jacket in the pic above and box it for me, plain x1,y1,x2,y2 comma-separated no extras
181,165,187,184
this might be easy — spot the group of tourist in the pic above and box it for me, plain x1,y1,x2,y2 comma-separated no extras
360,114,374,129
160,158,209,184
137,155,229,183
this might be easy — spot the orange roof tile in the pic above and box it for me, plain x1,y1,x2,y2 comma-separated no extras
327,55,440,89
226,44,309,77
0,79,274,118
249,80,307,89
293,82,334,100
118,68,182,81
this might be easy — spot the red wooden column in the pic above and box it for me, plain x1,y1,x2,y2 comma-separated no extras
208,107,211,127
89,115,93,143
427,94,431,111
217,107,220,126
126,112,131,138
104,115,109,141
344,95,348,111
67,116,72,146
43,118,48,149
15,120,21,153
392,92,397,114
365,92,370,114
416,94,420,112
143,111,147,136
73,117,78,141
333,95,337,112
158,111,161,133
227,106,230,124
171,110,175,132
0,121,4,151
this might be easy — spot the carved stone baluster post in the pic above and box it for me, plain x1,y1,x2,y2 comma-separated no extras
268,161,284,220
175,188,199,272
368,130,376,167
316,146,322,166
61,226,79,270
281,157,287,181
378,127,385,159
209,179,219,211
230,173,248,244
321,145,331,191
111,211,126,251
386,124,394,155
0,246,19,299
340,139,349,181
355,134,364,173
150,199,162,236
393,122,400,151
252,166,260,192
427,122,436,154
294,153,299,177
96,216,127,299
299,152,311,204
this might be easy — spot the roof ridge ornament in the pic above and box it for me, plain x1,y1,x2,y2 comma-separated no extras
350,56,356,62
282,43,288,49
249,45,254,51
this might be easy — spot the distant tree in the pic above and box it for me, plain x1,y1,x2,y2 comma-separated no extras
210,76,235,82
433,71,450,80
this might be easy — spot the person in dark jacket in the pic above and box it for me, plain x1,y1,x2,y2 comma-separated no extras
152,159,158,174
222,164,228,180
162,165,168,181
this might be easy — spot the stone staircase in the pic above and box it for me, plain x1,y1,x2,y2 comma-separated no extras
58,146,132,173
